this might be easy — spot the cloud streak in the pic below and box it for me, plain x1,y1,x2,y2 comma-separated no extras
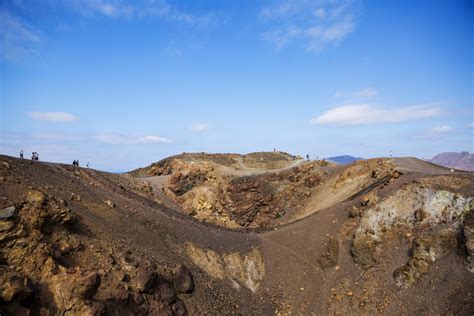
0,9,41,61
60,0,218,25
412,125,454,140
95,133,172,145
28,111,79,122
261,0,359,52
189,123,209,133
353,88,378,98
311,104,441,126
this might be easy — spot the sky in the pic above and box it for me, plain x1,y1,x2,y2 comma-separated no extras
1,0,473,171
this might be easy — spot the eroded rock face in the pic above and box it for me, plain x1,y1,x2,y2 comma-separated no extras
462,209,474,272
164,160,323,228
185,243,265,293
0,191,193,315
393,227,459,288
352,185,472,269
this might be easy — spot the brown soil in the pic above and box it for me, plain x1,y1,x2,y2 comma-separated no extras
1,153,473,315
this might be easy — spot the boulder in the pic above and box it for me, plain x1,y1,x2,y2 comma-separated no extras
173,264,194,293
351,234,380,268
133,267,157,293
0,206,16,220
463,210,474,272
0,273,33,302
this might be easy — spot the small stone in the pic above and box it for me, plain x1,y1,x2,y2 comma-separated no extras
105,200,115,208
1,161,11,169
0,206,16,220
405,232,412,238
115,270,126,282
134,267,156,292
173,264,194,293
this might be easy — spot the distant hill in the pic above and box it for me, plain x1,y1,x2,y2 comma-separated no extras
429,151,474,171
326,155,363,165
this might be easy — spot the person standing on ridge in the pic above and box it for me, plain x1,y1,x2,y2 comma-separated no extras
306,154,310,161
20,150,23,159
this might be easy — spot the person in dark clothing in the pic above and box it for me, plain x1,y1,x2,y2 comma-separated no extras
306,154,310,161
20,150,23,159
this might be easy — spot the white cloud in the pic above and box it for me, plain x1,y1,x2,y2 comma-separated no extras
353,88,378,98
189,123,209,133
28,111,79,122
412,124,454,140
311,104,441,126
95,133,172,145
261,0,358,52
0,9,41,60
431,125,453,135
59,0,217,25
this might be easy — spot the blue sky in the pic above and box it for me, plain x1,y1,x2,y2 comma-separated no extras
1,0,473,171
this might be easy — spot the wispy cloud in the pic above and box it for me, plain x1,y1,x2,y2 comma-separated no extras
59,0,218,25
28,111,79,122
0,9,41,60
353,88,378,98
431,125,453,135
261,0,359,52
189,123,209,133
34,133,84,140
412,125,454,140
311,104,441,126
95,133,172,145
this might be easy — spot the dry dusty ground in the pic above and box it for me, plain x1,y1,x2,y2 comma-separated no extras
0,152,473,315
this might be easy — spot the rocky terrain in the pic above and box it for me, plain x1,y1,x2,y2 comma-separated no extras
430,151,474,171
1,152,473,315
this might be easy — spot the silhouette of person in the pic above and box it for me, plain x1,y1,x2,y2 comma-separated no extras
306,154,310,161
20,150,23,159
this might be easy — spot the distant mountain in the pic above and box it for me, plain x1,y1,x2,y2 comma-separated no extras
326,155,363,165
429,151,474,171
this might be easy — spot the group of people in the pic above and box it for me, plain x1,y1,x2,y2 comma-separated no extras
19,150,39,161
19,149,90,167
72,160,90,168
